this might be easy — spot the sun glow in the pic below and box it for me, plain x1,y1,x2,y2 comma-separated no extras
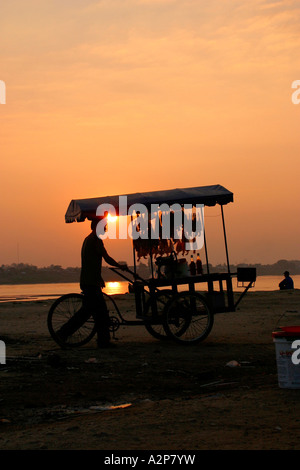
106,281,119,287
104,281,125,295
107,213,118,223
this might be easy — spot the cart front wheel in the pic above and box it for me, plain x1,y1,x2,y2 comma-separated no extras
163,291,214,344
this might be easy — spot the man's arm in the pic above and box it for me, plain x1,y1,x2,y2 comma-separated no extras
103,251,127,270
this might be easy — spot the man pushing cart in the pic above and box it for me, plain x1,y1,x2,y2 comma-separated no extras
48,184,256,348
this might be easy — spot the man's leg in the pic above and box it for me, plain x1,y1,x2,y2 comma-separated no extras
84,288,111,347
95,290,111,346
58,302,91,339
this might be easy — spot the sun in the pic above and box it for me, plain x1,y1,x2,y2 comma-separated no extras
107,213,118,223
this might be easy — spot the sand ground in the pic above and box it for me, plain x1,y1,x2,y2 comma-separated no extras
0,289,299,451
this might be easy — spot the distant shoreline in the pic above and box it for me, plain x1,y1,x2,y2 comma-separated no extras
0,272,294,286
0,260,299,285
0,289,299,306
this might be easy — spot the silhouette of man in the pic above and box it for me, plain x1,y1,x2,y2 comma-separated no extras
80,218,127,347
279,271,294,290
58,218,127,347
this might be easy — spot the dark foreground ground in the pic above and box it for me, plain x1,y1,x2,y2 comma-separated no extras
0,289,299,450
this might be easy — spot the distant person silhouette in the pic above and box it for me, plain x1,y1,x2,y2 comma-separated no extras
58,218,127,348
279,271,294,290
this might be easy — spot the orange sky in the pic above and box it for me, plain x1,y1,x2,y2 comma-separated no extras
1,0,299,268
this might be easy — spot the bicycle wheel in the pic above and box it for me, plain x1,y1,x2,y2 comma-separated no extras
163,291,214,344
143,290,173,340
48,293,97,348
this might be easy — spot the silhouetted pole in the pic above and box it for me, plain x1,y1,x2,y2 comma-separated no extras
221,205,230,274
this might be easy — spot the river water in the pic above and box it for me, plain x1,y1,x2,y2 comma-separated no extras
0,275,298,303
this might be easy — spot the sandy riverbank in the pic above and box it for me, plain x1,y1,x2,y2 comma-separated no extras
0,289,299,450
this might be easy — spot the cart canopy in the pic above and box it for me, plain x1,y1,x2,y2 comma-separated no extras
65,184,233,223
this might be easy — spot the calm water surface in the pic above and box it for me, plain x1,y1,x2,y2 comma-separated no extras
0,275,298,303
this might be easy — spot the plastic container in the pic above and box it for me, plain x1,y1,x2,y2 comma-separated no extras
272,326,300,389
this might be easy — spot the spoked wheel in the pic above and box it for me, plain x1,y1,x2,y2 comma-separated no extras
163,291,214,344
47,292,121,348
48,293,96,348
143,290,173,340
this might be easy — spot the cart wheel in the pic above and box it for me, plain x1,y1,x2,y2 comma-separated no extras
48,292,121,348
47,293,97,348
144,290,173,340
109,316,120,333
163,291,214,344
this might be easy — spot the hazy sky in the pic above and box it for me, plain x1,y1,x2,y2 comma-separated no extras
1,0,299,268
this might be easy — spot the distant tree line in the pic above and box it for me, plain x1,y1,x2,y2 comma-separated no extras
209,259,300,276
0,259,299,284
0,263,144,284
0,264,81,284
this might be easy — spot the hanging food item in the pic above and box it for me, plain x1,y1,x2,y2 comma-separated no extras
132,206,198,259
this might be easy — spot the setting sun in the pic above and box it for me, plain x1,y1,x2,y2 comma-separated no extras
107,213,118,223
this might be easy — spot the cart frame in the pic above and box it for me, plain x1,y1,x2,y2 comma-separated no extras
48,185,256,346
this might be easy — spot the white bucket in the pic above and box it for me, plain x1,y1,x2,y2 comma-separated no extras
272,327,300,389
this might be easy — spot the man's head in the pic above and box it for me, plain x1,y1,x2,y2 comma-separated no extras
90,216,107,234
91,219,98,232
284,271,290,277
